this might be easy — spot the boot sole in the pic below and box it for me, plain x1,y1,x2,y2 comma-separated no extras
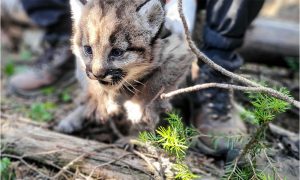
8,71,76,98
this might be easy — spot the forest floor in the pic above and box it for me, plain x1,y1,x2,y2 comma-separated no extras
1,0,299,179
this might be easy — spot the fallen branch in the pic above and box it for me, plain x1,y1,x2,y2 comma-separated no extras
173,0,300,109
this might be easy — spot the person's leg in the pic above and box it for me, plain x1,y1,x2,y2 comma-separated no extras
9,0,74,97
21,0,72,44
193,0,265,157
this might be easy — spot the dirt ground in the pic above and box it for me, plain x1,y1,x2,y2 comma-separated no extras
1,0,299,179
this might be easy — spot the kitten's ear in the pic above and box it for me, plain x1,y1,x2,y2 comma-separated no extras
70,0,88,25
137,0,165,37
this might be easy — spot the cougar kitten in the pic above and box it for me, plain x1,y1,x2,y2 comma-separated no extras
56,0,195,134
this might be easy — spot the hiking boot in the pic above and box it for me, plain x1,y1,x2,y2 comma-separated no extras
192,64,246,157
8,43,75,97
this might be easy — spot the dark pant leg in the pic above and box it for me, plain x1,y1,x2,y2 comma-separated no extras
201,0,265,71
195,0,264,106
21,0,72,45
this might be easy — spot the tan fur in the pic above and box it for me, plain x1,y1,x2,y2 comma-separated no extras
56,0,196,134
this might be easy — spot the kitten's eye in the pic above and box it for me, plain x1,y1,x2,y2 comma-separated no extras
110,48,124,57
84,45,93,55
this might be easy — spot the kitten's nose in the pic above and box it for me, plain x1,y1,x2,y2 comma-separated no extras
86,68,123,80
92,69,107,79
85,68,106,80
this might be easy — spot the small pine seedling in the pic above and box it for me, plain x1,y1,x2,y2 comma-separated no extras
173,163,198,180
225,86,291,180
247,87,291,125
139,112,194,159
139,112,198,179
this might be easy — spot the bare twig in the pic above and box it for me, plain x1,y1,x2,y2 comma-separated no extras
52,153,88,179
55,144,118,156
162,82,289,99
247,155,258,180
226,124,268,180
132,150,163,180
175,0,300,109
227,157,239,180
23,149,64,158
87,153,132,179
263,149,284,180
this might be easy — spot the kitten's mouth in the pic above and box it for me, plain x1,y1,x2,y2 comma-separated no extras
86,68,126,86
98,78,123,86
98,70,126,86
98,80,110,85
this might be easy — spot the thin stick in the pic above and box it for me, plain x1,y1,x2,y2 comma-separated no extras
52,153,88,179
87,153,131,179
247,155,258,180
176,0,300,109
22,149,64,158
161,83,299,108
226,124,268,180
132,150,162,180
263,149,284,180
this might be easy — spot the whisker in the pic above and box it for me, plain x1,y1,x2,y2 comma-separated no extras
121,77,136,94
133,79,145,87
124,79,140,93
124,84,135,94
119,86,125,94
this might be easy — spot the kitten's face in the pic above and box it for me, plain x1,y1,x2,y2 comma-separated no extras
71,0,165,89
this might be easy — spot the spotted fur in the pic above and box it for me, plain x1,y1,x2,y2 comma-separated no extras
56,0,196,134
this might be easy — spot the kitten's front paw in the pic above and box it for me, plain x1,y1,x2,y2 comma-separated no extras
115,136,137,150
55,118,83,134
55,106,85,134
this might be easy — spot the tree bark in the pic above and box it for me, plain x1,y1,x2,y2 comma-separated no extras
1,118,159,179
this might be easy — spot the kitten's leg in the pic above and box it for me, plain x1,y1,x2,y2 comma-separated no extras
55,105,85,133
143,99,172,128
55,57,87,133
124,98,171,136
123,100,147,135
